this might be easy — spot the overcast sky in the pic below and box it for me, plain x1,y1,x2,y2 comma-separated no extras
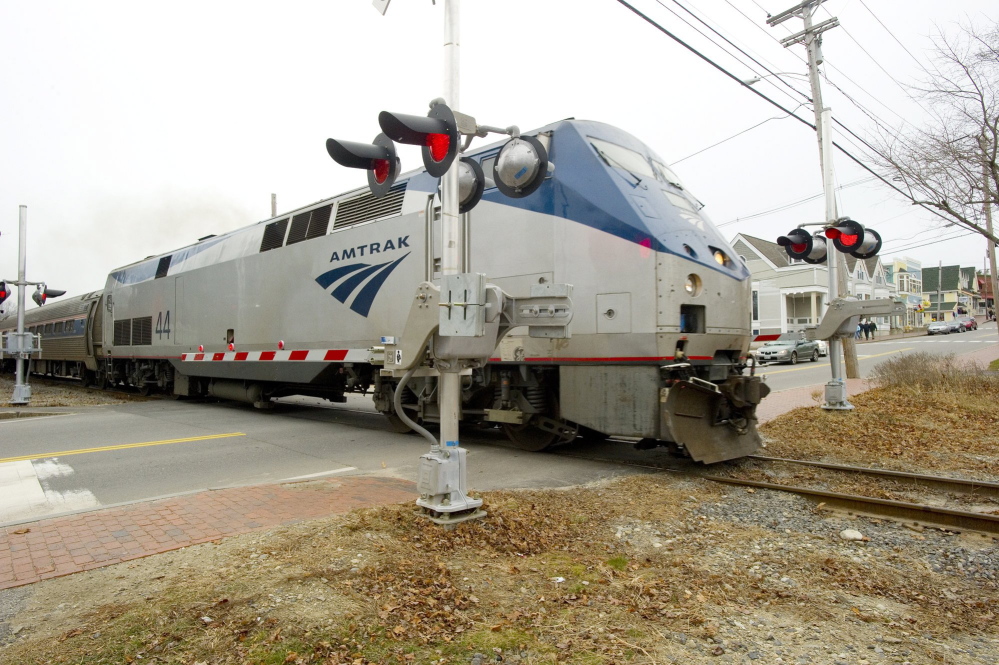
1,0,996,309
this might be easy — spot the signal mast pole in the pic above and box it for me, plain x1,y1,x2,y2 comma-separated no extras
769,0,857,409
439,0,463,453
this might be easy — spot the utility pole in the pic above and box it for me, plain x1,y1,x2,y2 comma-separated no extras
769,0,858,409
981,135,999,342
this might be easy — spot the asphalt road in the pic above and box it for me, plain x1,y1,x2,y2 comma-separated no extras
0,393,650,526
3,324,996,526
759,324,999,392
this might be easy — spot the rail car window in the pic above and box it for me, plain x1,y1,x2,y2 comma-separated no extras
588,138,655,180
44,323,53,334
259,218,289,252
155,255,172,279
55,322,64,333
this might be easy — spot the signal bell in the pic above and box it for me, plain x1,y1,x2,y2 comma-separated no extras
776,229,827,264
378,103,459,178
825,219,882,259
493,135,549,199
326,133,400,198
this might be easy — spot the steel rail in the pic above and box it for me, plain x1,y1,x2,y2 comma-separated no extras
748,455,999,499
704,475,999,534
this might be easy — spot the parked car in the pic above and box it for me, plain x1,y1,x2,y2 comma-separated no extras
755,335,821,365
816,340,828,357
955,315,978,331
927,320,953,335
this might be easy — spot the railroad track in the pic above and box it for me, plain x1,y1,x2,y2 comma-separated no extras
705,455,999,535
554,444,999,534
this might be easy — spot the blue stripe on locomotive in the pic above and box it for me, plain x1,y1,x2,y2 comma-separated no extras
407,119,749,281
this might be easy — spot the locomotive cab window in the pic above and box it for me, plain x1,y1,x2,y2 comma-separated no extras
588,137,655,180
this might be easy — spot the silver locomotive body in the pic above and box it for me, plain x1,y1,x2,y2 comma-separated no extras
9,120,767,462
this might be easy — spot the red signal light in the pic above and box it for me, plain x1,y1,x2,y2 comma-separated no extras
426,133,450,162
790,242,808,254
326,133,399,198
378,104,459,177
372,159,391,184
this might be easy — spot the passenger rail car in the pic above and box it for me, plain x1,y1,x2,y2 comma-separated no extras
1,119,769,463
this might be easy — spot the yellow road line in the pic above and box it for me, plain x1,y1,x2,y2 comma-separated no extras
763,348,912,375
0,432,246,464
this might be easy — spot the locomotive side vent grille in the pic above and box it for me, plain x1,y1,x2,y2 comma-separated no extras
306,204,333,240
286,212,311,246
259,218,289,252
155,255,172,279
113,319,132,346
131,316,153,346
333,184,406,229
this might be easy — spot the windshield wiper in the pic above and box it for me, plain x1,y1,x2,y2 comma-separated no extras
593,147,642,187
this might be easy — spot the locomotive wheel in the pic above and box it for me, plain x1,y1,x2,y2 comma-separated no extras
80,369,94,388
810,350,818,362
502,422,559,452
382,411,417,434
139,384,153,397
96,372,109,390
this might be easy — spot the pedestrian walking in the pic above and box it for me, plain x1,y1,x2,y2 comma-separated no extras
869,319,877,338
861,318,871,340
855,321,862,339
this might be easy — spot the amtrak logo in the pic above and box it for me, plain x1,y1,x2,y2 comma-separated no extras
315,252,410,317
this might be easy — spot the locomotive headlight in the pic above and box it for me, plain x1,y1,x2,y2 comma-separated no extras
712,249,729,266
684,274,702,296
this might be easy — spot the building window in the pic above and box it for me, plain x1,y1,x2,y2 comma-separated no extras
752,290,759,321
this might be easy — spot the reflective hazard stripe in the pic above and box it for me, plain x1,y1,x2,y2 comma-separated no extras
180,349,368,362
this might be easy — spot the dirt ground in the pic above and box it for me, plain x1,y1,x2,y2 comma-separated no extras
0,356,997,664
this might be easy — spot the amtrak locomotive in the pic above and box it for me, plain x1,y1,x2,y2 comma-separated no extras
1,119,769,463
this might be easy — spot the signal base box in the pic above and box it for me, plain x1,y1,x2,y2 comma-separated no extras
439,273,486,337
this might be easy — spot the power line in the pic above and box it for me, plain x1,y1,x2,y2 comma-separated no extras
856,0,928,71
673,106,805,164
667,0,811,104
613,0,993,242
719,177,876,227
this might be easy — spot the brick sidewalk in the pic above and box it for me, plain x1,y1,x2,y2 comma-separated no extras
0,475,415,591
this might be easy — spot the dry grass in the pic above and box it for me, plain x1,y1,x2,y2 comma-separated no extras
4,474,997,664
762,353,999,477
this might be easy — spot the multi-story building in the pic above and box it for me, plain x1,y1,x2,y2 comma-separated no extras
921,265,979,321
884,256,924,329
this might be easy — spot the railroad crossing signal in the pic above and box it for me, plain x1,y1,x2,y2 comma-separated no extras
777,219,881,264
378,103,460,177
325,133,400,198
824,219,882,259
32,284,65,307
492,135,550,198
326,102,552,213
0,281,10,306
776,228,828,264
